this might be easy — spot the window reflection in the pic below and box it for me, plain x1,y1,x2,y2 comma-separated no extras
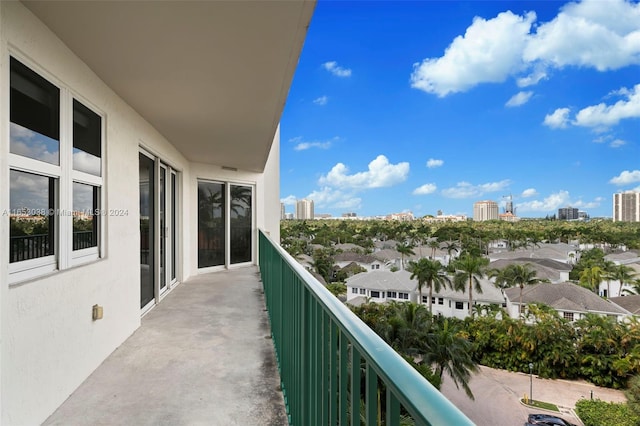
230,185,252,264
10,57,60,165
9,170,55,262
198,182,225,268
73,182,98,250
73,100,101,176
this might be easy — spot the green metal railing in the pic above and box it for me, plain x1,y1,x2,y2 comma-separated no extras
259,230,474,426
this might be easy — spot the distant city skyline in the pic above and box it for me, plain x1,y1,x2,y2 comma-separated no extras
280,0,640,219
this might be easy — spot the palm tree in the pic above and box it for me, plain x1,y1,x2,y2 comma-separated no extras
452,254,489,315
408,258,451,313
607,264,638,297
424,319,478,399
428,240,440,259
396,242,415,270
579,265,604,294
443,241,459,264
504,263,545,320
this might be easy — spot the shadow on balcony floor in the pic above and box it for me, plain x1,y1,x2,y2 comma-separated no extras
43,266,287,426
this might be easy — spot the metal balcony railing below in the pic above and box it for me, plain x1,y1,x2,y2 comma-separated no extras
258,230,474,426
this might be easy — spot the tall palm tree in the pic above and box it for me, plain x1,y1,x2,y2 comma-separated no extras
502,263,545,320
408,258,451,313
424,319,478,399
579,265,604,293
396,242,415,270
428,240,440,259
607,264,638,297
452,254,489,315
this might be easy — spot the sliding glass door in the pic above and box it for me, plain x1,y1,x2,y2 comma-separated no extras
198,180,253,270
140,151,179,310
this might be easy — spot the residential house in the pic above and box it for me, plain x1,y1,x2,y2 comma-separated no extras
489,242,578,264
346,270,417,304
0,1,314,424
504,282,630,323
424,278,505,320
334,252,387,272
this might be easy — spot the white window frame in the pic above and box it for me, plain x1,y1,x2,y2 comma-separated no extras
8,53,105,284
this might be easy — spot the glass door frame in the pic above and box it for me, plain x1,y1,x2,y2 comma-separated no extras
140,146,180,313
197,179,255,273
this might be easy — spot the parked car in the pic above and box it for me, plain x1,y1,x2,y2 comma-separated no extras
525,413,577,426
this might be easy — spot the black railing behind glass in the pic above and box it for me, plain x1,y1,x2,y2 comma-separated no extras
72,231,95,250
9,234,50,263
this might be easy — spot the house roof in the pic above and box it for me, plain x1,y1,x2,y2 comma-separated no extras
346,270,417,292
24,1,315,173
335,252,378,264
606,252,640,264
489,258,571,283
489,243,576,262
609,295,640,315
334,243,364,252
504,282,628,315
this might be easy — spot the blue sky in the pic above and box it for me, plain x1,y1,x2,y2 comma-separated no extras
280,0,640,219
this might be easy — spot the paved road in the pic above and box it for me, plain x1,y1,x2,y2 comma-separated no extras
440,366,626,426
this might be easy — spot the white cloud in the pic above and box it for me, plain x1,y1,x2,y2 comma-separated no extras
323,61,352,78
280,195,297,205
544,108,571,128
291,136,338,151
441,179,510,199
572,84,640,128
307,187,362,210
610,170,640,185
411,0,640,96
521,188,538,198
524,0,640,71
319,155,410,190
411,11,535,97
516,190,571,212
516,67,547,87
610,139,626,148
413,183,437,195
313,96,328,106
506,91,534,107
426,158,444,168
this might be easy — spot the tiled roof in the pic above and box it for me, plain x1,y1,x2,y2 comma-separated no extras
431,277,504,304
334,252,378,263
504,282,628,315
489,258,570,283
609,295,640,315
346,270,417,292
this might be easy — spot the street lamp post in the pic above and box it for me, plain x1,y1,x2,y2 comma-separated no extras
529,363,534,402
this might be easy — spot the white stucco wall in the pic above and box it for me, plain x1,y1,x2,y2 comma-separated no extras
0,3,194,424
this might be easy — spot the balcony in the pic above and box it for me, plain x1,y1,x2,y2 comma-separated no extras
44,231,471,425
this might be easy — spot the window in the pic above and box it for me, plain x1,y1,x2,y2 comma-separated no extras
351,288,358,294
387,291,396,298
432,297,436,304
8,56,103,282
563,312,574,322
438,298,444,305
455,301,464,310
399,292,408,300
422,296,428,303
360,288,366,295
370,291,380,298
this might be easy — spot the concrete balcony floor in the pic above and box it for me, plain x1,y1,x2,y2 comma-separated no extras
44,267,287,426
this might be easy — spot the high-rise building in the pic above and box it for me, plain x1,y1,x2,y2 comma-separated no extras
295,199,314,220
473,200,498,221
613,192,640,222
280,202,286,220
558,206,579,220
